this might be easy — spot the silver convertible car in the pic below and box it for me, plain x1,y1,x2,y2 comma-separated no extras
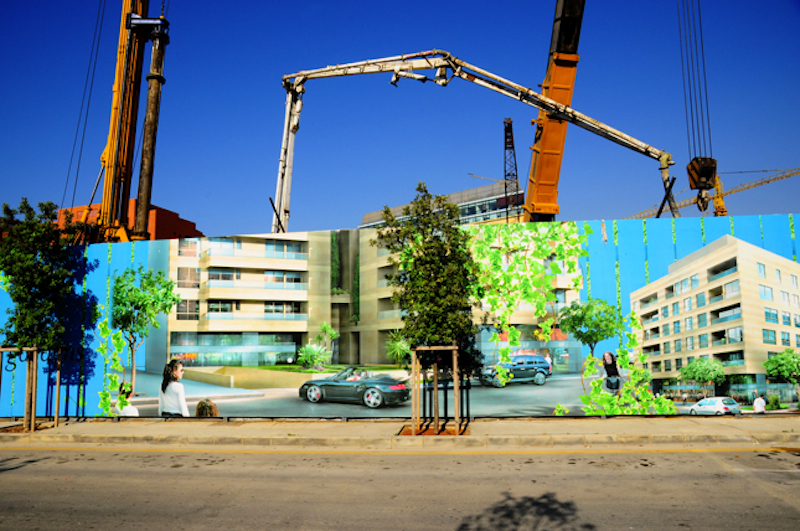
299,367,410,408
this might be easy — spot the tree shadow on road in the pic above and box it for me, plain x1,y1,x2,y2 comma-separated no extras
456,491,596,531
0,456,50,474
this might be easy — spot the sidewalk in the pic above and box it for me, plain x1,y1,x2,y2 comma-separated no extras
2,413,799,450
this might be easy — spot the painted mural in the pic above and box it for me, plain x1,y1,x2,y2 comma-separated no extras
1,214,798,418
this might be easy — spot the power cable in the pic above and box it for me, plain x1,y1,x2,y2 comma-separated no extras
61,0,107,211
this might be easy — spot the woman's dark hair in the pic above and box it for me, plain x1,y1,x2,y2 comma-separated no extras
161,359,182,393
602,351,616,364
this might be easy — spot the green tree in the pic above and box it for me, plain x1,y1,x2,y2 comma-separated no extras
298,322,339,369
330,231,341,291
385,329,412,368
372,182,478,369
466,221,589,383
0,199,90,353
764,348,800,402
112,265,180,393
680,357,725,398
350,250,360,323
558,298,624,358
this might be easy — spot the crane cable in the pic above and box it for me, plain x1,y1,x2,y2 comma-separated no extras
60,0,108,212
677,0,713,160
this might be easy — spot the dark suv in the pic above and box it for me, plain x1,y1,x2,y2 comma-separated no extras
479,354,552,387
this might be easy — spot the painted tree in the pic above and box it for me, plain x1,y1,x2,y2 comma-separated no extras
763,348,800,402
466,221,588,383
680,357,725,398
298,322,339,369
112,265,180,393
385,329,412,368
558,298,624,358
371,182,478,370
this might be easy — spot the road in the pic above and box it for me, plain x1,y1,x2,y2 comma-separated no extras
1,445,799,530
138,374,588,418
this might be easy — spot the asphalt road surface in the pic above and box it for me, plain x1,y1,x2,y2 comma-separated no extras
1,446,799,530
138,374,589,418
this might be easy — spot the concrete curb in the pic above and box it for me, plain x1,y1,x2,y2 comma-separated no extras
2,431,799,449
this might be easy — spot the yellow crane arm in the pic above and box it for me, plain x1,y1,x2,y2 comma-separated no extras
625,167,800,219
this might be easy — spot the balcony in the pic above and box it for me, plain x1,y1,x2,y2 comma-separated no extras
378,310,405,319
711,314,741,325
377,279,390,288
203,312,309,321
712,337,742,347
644,333,661,341
202,248,309,260
642,315,660,326
206,280,308,291
640,299,658,310
722,359,745,367
709,295,724,304
708,266,738,283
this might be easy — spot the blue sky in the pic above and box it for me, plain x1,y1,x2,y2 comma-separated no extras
2,0,799,237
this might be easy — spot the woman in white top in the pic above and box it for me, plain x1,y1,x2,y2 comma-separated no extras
158,359,190,417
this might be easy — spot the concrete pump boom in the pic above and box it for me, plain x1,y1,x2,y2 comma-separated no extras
272,49,679,232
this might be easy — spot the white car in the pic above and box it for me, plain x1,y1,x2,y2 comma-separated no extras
688,396,741,416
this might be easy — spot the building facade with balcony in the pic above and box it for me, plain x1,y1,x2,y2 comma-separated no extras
630,234,800,397
165,232,337,367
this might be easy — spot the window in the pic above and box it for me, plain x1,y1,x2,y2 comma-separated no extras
728,326,743,343
697,293,706,308
672,302,680,315
687,356,695,364
781,291,790,305
796,334,800,347
762,329,776,345
209,268,235,281
674,339,682,352
724,280,740,297
673,282,682,296
765,308,778,323
676,358,683,370
759,285,774,301
776,270,782,284
178,238,198,257
658,306,667,318
665,360,672,371
662,323,670,336
264,301,302,314
176,300,199,320
758,262,766,278
685,317,693,331
681,278,689,293
697,313,707,327
792,274,798,289
673,320,681,334
686,337,694,351
208,300,234,313
177,267,200,288
663,342,671,354
793,294,800,309
208,237,234,249
796,314,800,328
691,274,699,289
783,311,792,326
781,332,790,346
684,297,692,312
699,334,709,348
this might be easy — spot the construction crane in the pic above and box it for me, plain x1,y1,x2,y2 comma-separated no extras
271,49,679,232
625,167,800,219
526,0,586,221
76,0,170,243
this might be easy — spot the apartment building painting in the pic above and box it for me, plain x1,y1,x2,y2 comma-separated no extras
630,234,800,397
